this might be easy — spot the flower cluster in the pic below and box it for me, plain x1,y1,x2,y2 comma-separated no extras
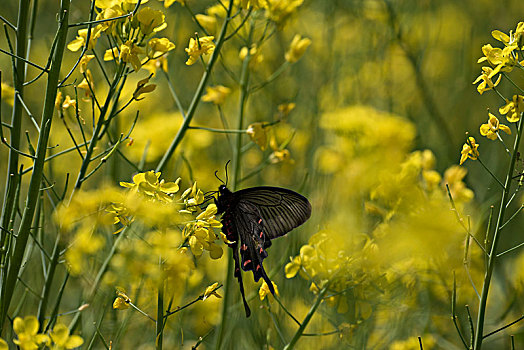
68,4,175,73
8,316,83,350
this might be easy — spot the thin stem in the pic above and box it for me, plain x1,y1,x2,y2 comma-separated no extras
155,0,234,173
483,315,524,339
0,0,70,332
283,286,328,350
474,116,524,350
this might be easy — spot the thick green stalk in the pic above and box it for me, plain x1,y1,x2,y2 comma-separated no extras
214,21,253,350
283,287,328,350
473,116,524,349
0,0,70,333
155,0,234,173
0,0,31,312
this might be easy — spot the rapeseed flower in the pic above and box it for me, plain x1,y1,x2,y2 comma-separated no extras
67,26,103,51
185,35,215,65
459,136,479,165
202,85,231,105
259,281,279,300
13,316,49,350
49,324,84,350
480,112,511,140
285,34,311,63
499,95,524,122
136,7,167,35
472,66,501,94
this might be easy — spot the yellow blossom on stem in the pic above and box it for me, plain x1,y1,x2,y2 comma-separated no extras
195,14,217,33
120,41,144,72
246,123,268,150
79,54,94,74
499,95,524,122
472,66,502,94
103,47,119,61
13,316,49,350
49,324,84,350
142,56,168,75
459,136,479,165
285,255,301,278
265,0,304,24
203,282,222,300
285,34,311,63
0,338,7,350
147,37,175,58
480,112,511,140
113,289,132,309
202,85,231,105
120,171,181,202
136,7,167,35
133,75,156,100
61,95,76,111
77,69,94,100
67,26,103,52
259,281,279,300
185,35,215,65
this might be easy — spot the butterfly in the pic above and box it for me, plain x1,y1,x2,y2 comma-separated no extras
210,167,311,317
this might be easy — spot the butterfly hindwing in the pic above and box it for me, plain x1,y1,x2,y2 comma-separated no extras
234,200,274,292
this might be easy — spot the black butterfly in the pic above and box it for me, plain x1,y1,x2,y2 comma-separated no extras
211,174,311,317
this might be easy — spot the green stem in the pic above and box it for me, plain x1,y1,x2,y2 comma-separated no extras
0,0,70,333
155,0,235,173
156,262,164,350
0,0,32,324
214,17,252,350
473,116,524,350
283,286,328,350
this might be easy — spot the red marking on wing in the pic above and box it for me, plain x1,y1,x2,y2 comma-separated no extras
256,264,261,271
241,244,248,251
259,231,263,238
259,247,263,254
258,219,262,224
243,260,252,267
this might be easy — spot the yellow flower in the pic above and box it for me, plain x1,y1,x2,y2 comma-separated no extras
120,41,144,72
136,7,167,35
132,76,156,100
76,69,94,100
259,281,279,300
147,37,176,58
202,85,231,105
444,166,474,203
277,102,296,117
49,324,84,350
195,14,217,33
246,123,268,150
120,171,181,202
499,95,524,122
159,0,181,7
142,56,168,75
472,66,502,94
269,149,291,163
0,338,7,350
61,95,76,111
185,35,215,65
284,255,301,278
477,43,520,76
113,289,131,309
79,54,94,74
13,316,49,350
67,26,103,52
480,112,511,140
285,35,311,63
203,282,222,300
264,0,304,24
459,136,479,165
103,47,119,61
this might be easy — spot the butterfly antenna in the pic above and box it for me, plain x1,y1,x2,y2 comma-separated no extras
224,160,231,187
214,170,225,184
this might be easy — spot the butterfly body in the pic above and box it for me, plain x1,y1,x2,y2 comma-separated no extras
215,185,311,317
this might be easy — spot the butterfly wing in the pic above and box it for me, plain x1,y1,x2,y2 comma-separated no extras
235,186,312,240
232,187,311,294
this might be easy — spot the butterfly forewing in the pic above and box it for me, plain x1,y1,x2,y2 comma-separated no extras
235,187,312,239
